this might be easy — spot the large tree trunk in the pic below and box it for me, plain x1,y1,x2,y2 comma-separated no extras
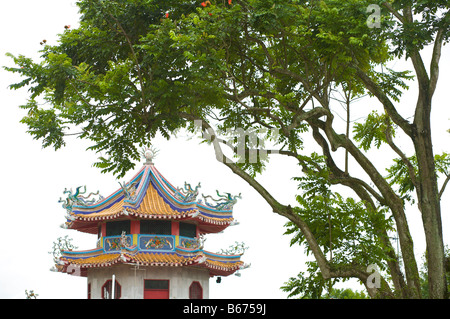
413,95,447,299
404,5,447,298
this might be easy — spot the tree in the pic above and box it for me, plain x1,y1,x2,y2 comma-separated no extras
281,270,369,299
5,0,449,298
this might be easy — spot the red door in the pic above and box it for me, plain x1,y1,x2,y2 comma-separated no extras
144,280,169,299
144,289,169,299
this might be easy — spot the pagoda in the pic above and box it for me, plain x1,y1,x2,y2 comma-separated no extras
55,149,247,299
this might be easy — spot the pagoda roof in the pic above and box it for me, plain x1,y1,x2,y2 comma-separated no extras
56,246,245,277
62,162,240,234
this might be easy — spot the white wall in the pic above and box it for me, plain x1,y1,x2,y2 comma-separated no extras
87,264,210,299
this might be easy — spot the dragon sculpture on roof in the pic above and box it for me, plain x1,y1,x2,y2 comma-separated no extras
201,190,242,210
175,182,201,203
58,186,102,212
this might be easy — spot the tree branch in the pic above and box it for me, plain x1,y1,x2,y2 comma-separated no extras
354,66,413,137
382,2,406,24
384,119,419,191
311,126,385,206
310,116,421,296
430,28,444,97
401,7,430,94
439,173,450,200
102,8,148,109
179,112,335,280
328,265,394,298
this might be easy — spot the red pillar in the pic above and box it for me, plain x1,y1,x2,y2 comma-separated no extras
131,220,140,234
101,223,106,237
171,221,179,236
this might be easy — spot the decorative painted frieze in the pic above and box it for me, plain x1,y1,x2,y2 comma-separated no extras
104,234,133,252
139,235,174,251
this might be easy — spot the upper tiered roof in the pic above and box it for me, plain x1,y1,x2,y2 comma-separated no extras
61,151,241,234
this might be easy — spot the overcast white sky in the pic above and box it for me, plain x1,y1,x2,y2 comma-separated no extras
0,1,448,299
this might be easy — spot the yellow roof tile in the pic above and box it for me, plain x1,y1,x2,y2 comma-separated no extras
129,182,194,217
61,253,120,266
133,252,197,265
59,250,244,277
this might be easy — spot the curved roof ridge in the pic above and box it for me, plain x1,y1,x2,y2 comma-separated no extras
71,166,146,214
123,165,152,209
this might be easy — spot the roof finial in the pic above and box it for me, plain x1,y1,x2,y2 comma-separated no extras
142,146,159,165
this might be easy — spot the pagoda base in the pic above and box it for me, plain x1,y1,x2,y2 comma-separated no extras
87,264,210,299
